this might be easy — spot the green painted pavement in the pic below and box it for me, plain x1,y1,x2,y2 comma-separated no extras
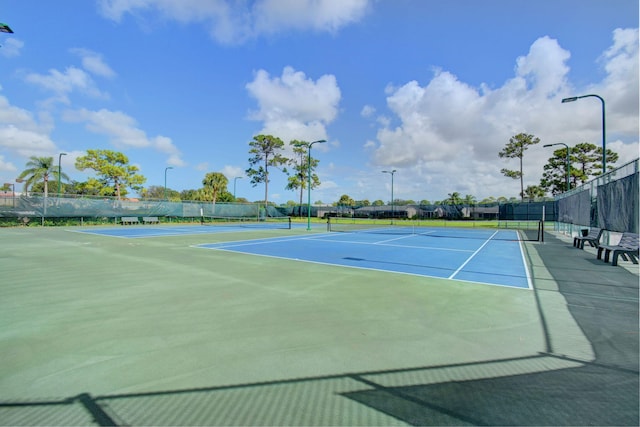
0,226,637,425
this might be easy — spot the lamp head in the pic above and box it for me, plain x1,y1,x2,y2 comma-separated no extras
0,23,13,33
561,97,578,103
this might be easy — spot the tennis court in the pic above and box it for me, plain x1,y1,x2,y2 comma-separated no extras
76,220,533,288
1,223,638,426
197,228,532,289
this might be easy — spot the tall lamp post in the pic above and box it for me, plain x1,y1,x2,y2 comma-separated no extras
164,166,173,200
233,176,242,200
562,94,606,174
382,169,396,223
543,143,571,192
305,139,326,230
57,152,66,198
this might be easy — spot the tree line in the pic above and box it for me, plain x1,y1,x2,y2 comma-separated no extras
5,132,618,207
498,132,618,199
7,135,323,207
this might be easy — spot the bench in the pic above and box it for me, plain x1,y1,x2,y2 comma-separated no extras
121,216,140,225
596,232,639,266
142,216,160,224
573,227,603,249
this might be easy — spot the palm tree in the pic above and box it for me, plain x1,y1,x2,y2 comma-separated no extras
202,172,229,207
447,192,463,218
447,192,462,206
17,156,69,198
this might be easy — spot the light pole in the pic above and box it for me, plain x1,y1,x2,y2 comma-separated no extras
562,94,606,174
164,166,173,200
382,169,396,223
57,152,66,198
543,143,571,192
305,139,326,230
233,176,242,200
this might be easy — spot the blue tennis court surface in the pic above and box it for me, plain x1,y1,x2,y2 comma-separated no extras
197,229,533,289
70,223,294,238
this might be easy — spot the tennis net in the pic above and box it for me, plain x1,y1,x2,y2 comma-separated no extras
326,218,542,241
201,215,292,229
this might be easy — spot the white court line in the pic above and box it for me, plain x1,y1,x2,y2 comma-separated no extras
374,234,417,244
518,238,534,290
448,229,499,280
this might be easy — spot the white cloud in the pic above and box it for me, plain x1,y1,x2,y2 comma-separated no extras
0,95,44,131
599,28,639,134
63,108,185,166
97,0,370,44
0,94,58,158
154,135,186,167
0,155,17,173
515,36,570,98
220,165,244,181
363,139,376,149
246,66,341,144
361,104,375,117
252,0,369,35
71,48,117,79
0,125,57,158
0,37,24,58
24,66,108,103
195,162,209,172
362,32,640,201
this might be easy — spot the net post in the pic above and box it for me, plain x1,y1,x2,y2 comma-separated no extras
540,205,545,243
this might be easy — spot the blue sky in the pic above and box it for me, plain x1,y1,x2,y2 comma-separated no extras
1,0,638,204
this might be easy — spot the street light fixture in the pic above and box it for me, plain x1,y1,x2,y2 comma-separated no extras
562,94,606,174
305,139,326,230
543,143,571,192
382,169,397,224
57,153,67,198
233,176,243,200
164,166,173,200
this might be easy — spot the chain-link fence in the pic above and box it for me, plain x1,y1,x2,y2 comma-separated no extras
0,195,285,226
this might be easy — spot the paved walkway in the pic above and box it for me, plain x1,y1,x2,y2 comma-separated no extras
0,227,637,425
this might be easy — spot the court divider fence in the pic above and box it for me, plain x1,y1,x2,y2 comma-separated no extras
0,194,559,227
554,158,638,237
